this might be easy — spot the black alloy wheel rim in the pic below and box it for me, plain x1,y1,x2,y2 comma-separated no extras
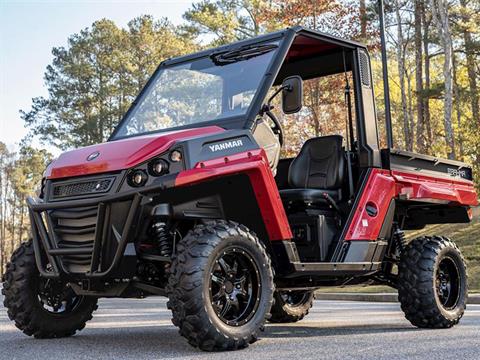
37,277,81,314
435,256,461,310
209,247,261,326
281,291,310,307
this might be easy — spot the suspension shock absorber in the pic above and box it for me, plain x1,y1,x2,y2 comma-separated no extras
393,227,407,254
152,221,172,257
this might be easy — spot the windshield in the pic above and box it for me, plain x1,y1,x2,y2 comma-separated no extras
113,42,278,139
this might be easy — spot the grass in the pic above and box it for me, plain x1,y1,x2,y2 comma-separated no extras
318,211,480,293
317,285,396,293
406,213,480,292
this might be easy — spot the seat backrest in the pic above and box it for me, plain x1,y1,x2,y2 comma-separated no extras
288,135,345,189
253,118,281,174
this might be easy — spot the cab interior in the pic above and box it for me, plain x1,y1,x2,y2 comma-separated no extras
254,33,362,263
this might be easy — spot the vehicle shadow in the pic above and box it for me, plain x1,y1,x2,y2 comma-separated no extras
3,322,420,360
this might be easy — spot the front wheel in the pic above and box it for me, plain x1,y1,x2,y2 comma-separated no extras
269,290,314,323
2,240,98,338
398,236,467,328
166,220,274,351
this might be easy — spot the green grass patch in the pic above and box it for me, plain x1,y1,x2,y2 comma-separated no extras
317,285,396,293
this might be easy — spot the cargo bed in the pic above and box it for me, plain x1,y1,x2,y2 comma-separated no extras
382,149,473,182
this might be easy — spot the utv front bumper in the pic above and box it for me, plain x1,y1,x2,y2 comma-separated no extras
27,189,144,280
26,171,179,280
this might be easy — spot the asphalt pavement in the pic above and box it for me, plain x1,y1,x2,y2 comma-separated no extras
1,294,479,360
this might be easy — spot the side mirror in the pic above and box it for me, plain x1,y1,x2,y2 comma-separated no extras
282,76,303,114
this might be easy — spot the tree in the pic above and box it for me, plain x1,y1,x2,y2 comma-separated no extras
414,0,426,153
394,0,414,151
21,16,196,150
360,0,368,40
182,0,266,45
458,0,479,128
0,145,51,275
431,0,456,159
422,2,433,147
0,142,8,273
260,0,362,39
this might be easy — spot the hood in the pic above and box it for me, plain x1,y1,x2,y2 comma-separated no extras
45,126,225,180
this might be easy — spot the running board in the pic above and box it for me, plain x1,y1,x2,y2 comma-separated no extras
284,261,381,278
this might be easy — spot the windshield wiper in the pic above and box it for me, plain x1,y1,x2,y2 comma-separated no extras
211,43,278,65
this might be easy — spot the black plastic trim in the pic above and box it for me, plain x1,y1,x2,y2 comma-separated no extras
331,168,372,261
382,148,473,181
285,261,381,277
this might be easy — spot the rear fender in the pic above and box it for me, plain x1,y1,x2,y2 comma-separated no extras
337,168,476,263
344,168,478,241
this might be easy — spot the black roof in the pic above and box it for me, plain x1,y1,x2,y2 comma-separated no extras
162,26,367,67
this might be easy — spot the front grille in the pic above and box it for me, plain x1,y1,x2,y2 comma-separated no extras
52,177,115,199
50,206,97,273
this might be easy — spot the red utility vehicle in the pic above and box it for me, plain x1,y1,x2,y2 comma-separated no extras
2,26,478,351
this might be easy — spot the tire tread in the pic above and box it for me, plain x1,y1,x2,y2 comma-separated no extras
166,220,274,351
2,240,98,338
397,235,467,329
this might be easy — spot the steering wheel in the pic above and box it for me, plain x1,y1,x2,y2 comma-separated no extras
264,108,284,147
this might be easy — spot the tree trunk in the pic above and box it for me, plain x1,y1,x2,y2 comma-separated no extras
3,166,11,265
452,54,464,160
407,72,415,149
431,0,455,159
0,235,3,275
422,6,433,149
414,0,425,153
0,159,5,248
10,195,16,254
0,173,3,274
460,0,480,127
18,196,25,245
395,0,412,151
360,0,367,40
0,156,3,274
309,80,321,136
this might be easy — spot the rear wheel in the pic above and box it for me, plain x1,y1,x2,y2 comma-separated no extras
2,240,98,338
166,220,274,351
269,290,314,323
398,236,467,328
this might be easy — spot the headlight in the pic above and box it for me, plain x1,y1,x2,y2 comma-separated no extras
128,169,148,187
170,150,182,162
148,158,169,176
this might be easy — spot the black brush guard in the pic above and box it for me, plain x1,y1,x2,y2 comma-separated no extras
27,173,177,280
27,190,144,280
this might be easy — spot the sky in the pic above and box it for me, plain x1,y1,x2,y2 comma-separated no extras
0,0,196,154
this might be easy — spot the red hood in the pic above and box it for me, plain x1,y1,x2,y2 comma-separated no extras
46,126,225,180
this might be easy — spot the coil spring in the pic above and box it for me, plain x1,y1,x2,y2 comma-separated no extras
152,222,172,257
394,228,407,254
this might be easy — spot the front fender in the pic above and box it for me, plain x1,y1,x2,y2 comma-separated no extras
175,149,292,241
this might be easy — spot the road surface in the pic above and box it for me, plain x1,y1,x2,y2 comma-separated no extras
1,295,479,360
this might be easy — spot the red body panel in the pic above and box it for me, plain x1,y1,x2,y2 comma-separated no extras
175,149,293,241
345,169,396,241
391,170,479,206
46,126,225,180
345,169,478,241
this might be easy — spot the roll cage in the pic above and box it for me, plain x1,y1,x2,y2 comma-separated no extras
109,27,381,168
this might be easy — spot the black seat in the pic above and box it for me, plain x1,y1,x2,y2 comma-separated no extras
280,135,345,206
